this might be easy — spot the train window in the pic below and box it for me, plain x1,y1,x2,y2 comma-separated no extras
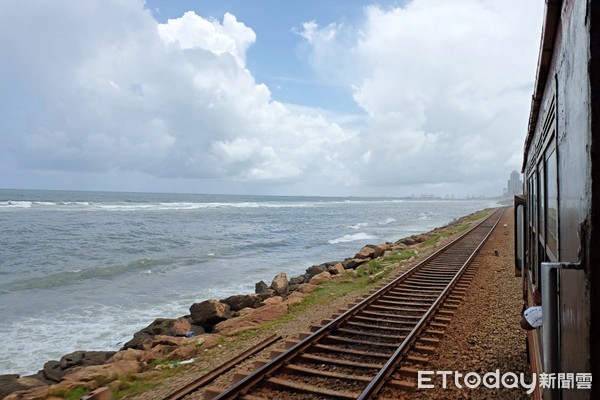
530,174,538,284
545,147,558,259
514,196,526,277
532,174,537,235
538,160,545,246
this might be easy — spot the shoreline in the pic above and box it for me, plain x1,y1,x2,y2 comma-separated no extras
1,208,494,400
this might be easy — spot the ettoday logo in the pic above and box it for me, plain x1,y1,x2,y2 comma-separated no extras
417,370,592,394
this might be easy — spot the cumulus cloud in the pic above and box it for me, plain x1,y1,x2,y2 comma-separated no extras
298,0,542,193
0,0,354,191
0,0,543,196
157,11,255,67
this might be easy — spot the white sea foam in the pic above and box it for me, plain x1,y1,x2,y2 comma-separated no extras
328,232,376,244
0,201,32,208
379,218,396,225
348,222,368,230
418,212,432,220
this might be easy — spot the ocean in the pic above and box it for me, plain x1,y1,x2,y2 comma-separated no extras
0,189,497,376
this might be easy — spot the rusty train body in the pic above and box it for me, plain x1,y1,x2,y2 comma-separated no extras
514,1,599,399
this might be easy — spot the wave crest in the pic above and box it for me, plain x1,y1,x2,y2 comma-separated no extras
328,232,376,245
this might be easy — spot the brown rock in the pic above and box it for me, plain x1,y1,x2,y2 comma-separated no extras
60,350,116,370
376,243,392,254
308,271,331,285
285,292,305,308
186,334,220,350
122,317,197,350
166,345,197,361
170,317,192,336
141,344,178,362
235,307,255,317
262,296,284,306
270,272,289,296
57,360,142,387
327,262,345,275
397,237,417,246
107,349,144,363
142,335,186,351
213,303,288,334
305,265,327,279
392,243,408,251
220,294,261,311
3,386,50,400
297,283,318,293
189,299,231,325
354,246,376,259
42,360,65,383
0,375,48,399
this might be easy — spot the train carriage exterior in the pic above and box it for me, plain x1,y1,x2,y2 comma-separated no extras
514,0,599,399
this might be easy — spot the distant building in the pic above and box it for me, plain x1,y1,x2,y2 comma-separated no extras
506,170,522,196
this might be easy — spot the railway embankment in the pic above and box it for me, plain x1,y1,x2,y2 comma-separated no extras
2,208,526,400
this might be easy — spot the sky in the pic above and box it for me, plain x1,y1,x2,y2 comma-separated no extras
0,0,545,197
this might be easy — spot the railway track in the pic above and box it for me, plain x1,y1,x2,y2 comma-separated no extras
184,208,504,400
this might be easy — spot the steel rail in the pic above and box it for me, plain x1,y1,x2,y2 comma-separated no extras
162,334,281,400
357,207,504,399
211,208,505,400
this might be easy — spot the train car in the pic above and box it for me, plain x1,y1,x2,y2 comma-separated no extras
514,1,599,399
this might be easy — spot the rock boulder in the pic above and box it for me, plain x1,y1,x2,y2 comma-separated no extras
56,350,116,373
305,265,327,279
270,272,289,296
327,263,345,275
220,294,262,311
308,271,332,285
255,280,269,293
213,302,288,335
189,299,231,325
122,317,201,350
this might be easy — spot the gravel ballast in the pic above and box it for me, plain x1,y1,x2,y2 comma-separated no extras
406,208,530,400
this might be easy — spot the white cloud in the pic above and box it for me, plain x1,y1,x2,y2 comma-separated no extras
0,0,543,196
157,11,255,67
0,1,355,192
298,0,543,193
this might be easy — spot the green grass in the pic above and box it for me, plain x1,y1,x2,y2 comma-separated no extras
464,208,492,222
48,387,90,400
116,377,161,399
380,250,417,264
422,223,470,247
114,364,188,399
422,208,493,247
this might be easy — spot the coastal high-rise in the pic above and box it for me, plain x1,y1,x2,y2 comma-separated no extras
506,170,522,196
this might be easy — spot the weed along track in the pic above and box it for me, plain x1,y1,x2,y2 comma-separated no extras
191,208,505,400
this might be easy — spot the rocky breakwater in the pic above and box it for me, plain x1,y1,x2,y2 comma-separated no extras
2,233,438,399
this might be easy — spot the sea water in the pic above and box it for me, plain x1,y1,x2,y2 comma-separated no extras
0,189,497,375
